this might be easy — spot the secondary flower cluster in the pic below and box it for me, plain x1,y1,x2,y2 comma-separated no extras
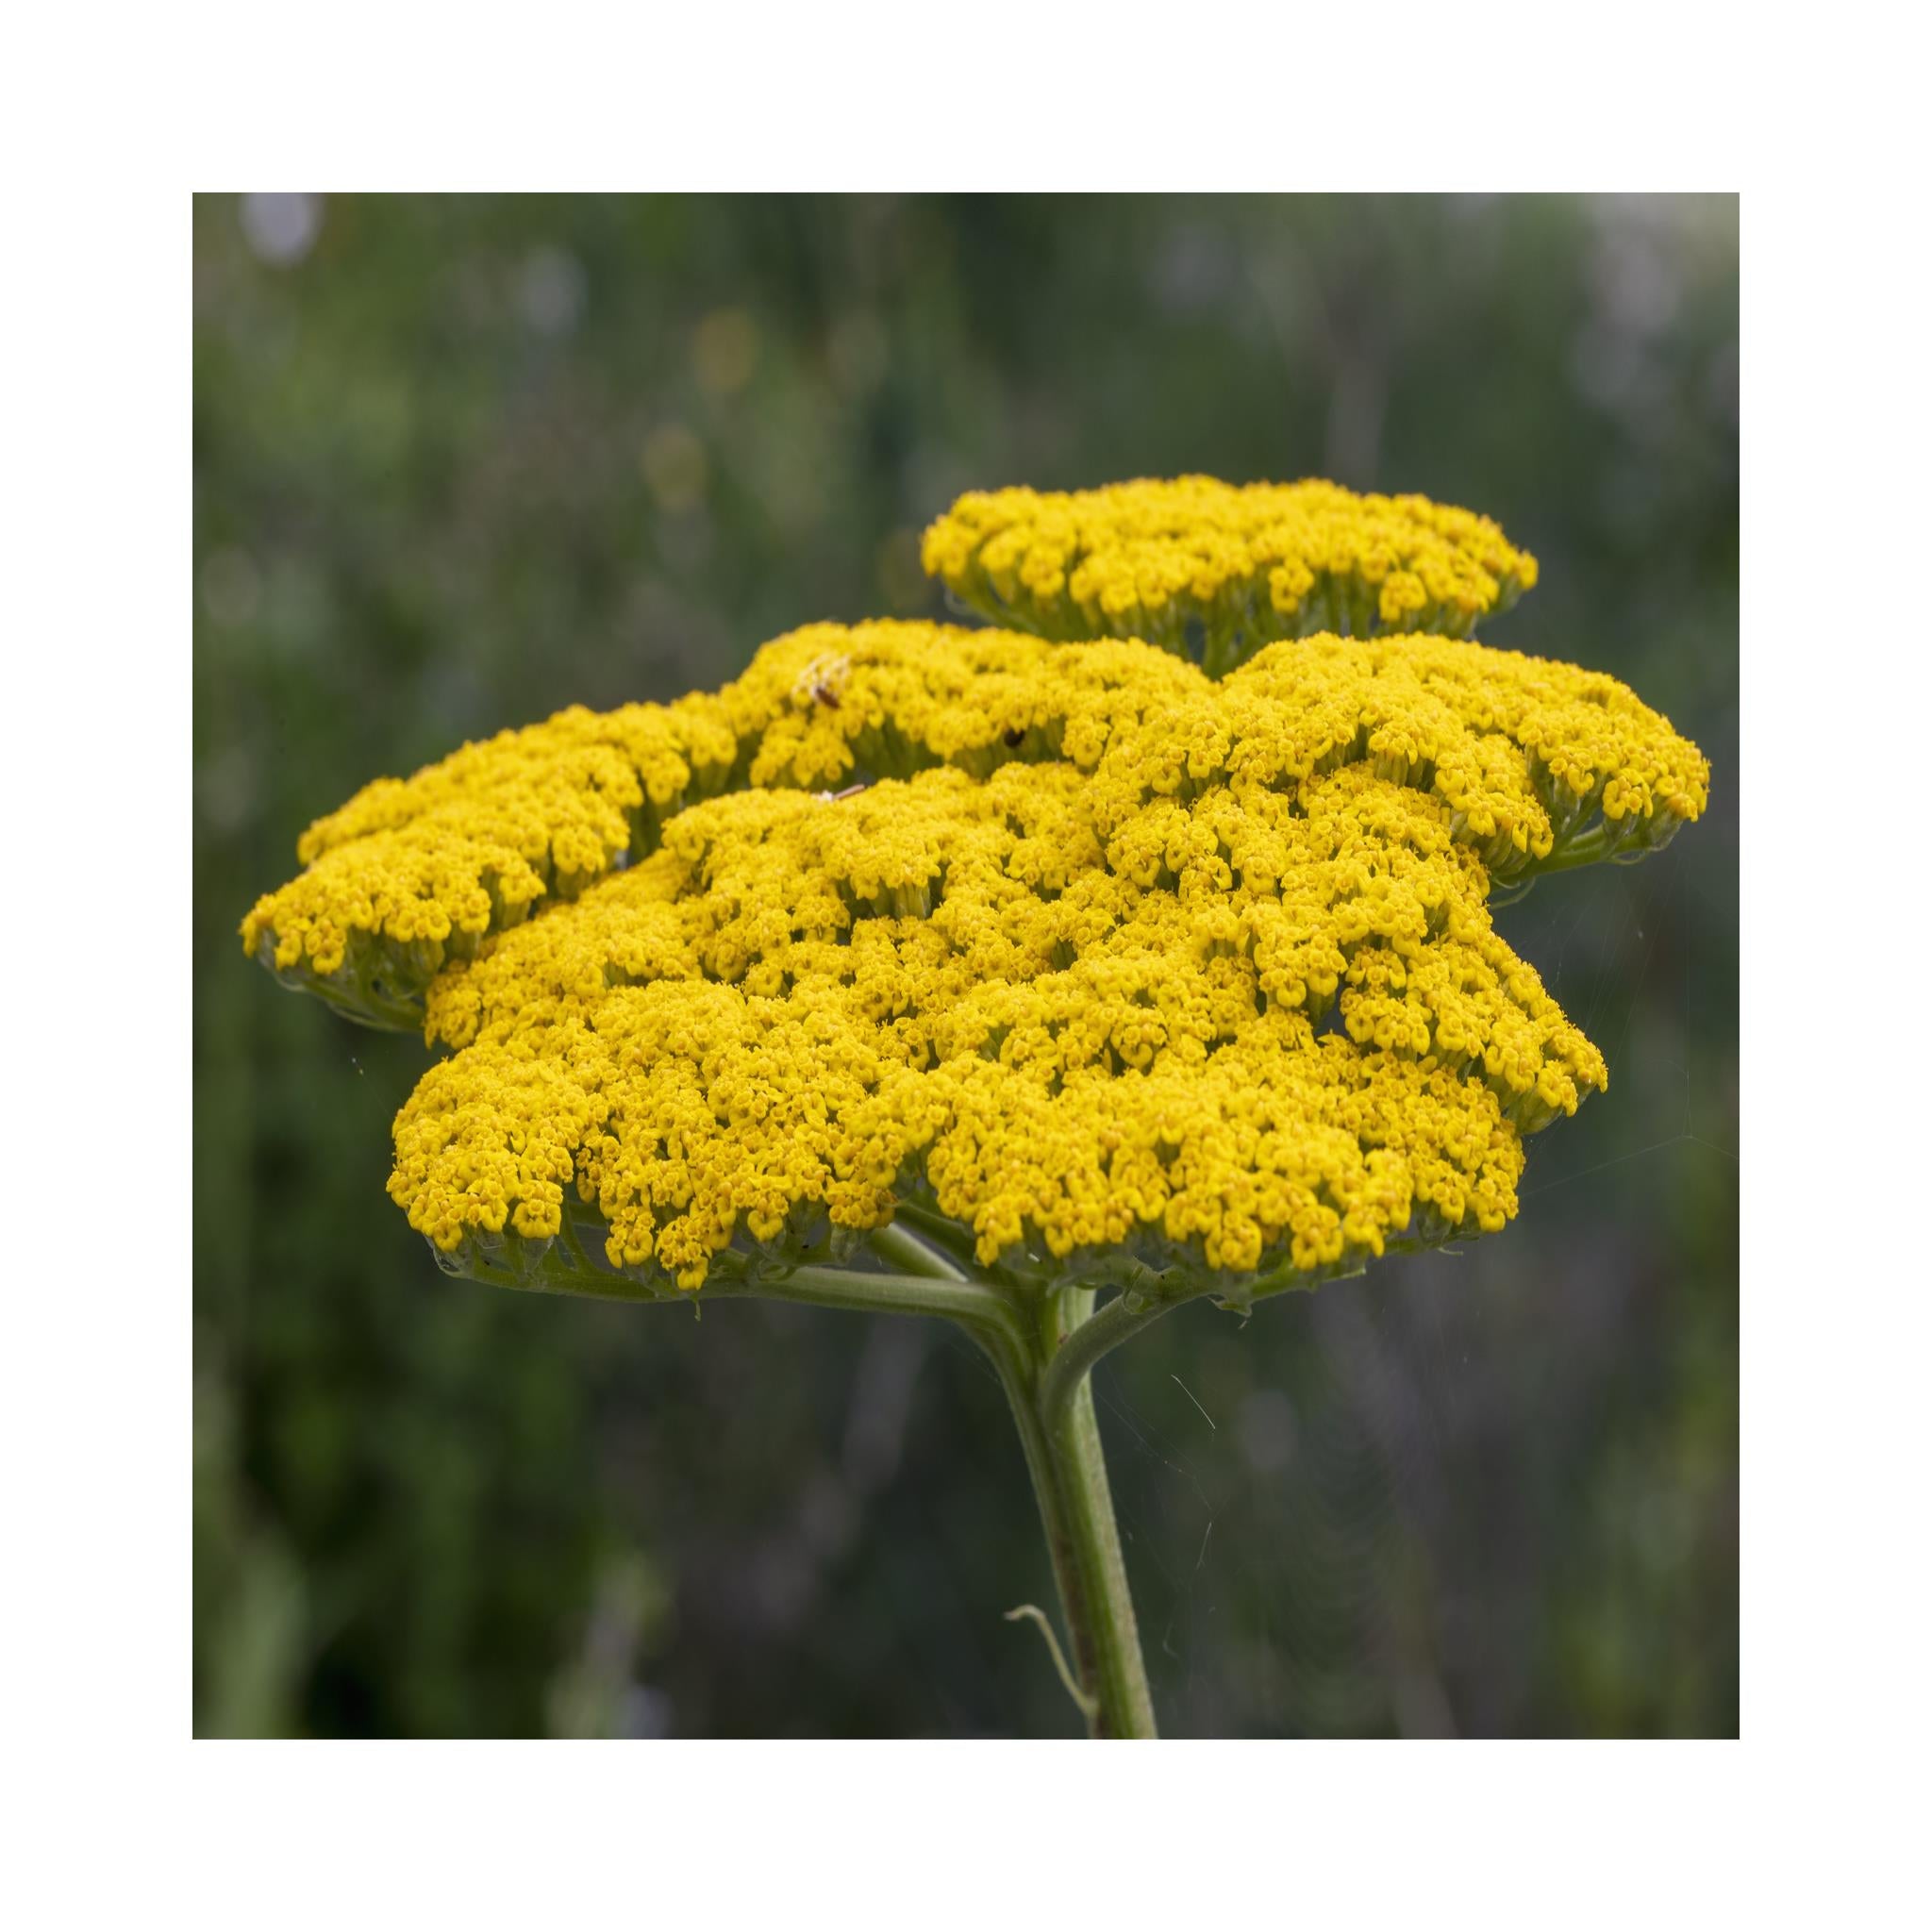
241,475,1709,1299
242,619,1705,1030
921,477,1539,671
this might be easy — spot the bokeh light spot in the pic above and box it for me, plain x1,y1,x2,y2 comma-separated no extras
240,193,322,267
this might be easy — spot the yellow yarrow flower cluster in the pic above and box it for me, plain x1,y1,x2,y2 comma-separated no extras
241,475,1710,1301
393,759,1595,1289
921,477,1538,671
242,619,1703,1027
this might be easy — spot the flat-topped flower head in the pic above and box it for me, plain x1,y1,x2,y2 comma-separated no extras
243,621,1704,1029
922,476,1539,673
391,758,1600,1292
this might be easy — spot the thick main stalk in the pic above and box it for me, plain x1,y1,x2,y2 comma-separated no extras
987,1288,1158,1740
464,1229,1160,1736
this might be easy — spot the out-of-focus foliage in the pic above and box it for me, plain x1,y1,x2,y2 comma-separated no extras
193,192,1738,1738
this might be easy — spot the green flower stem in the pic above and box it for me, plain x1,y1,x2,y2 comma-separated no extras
1524,825,1619,876
462,1247,1024,1341
887,1201,984,1270
977,1287,1158,1739
868,1220,969,1282
737,1266,1023,1338
1039,1288,1176,1431
1053,1368,1155,1737
454,1234,1164,1737
782,1259,1160,1734
770,1238,1158,1733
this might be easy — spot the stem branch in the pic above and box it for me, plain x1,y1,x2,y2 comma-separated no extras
466,1247,1022,1343
1039,1289,1177,1430
869,1220,969,1282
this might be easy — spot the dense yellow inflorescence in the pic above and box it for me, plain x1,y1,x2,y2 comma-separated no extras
242,622,1199,1003
242,620,1704,1024
391,757,1604,1290
242,473,1711,1297
921,477,1539,666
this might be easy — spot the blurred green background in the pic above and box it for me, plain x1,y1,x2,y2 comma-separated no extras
193,193,1738,1738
